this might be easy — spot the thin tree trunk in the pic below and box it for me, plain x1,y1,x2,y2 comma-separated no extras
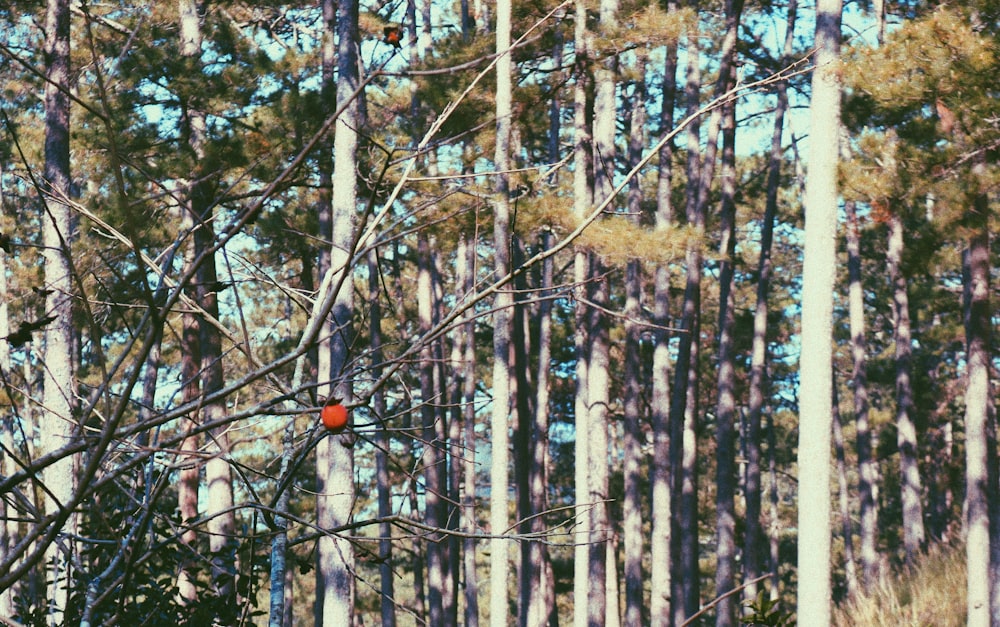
714,71,739,627
0,159,17,619
315,0,359,623
370,248,396,627
887,210,926,564
571,1,594,625
588,0,617,621
963,189,994,627
846,198,880,585
650,20,677,627
419,237,446,626
832,376,858,598
797,0,842,622
490,2,513,624
670,25,703,626
744,0,795,609
623,54,647,627
459,234,481,627
41,0,76,621
177,0,237,612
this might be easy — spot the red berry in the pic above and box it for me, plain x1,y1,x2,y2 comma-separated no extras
321,403,349,433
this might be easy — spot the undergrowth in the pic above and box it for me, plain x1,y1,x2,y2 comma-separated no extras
832,541,966,626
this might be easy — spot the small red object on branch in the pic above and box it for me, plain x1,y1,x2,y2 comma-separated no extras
321,399,349,433
383,26,402,49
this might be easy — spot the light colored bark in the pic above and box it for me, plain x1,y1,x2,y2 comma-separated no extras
490,1,513,624
316,0,359,623
963,193,992,627
571,2,593,625
650,23,677,627
797,0,842,623
40,0,76,621
846,199,880,585
832,377,858,598
589,0,616,621
0,158,17,620
888,210,926,564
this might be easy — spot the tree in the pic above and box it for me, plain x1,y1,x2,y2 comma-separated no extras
797,0,842,623
490,1,513,625
39,0,77,621
315,0,359,622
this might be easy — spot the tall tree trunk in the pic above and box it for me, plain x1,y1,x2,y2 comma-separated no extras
459,234,481,627
420,236,446,626
671,3,742,620
650,19,678,627
490,2,513,624
797,0,842,623
40,0,76,621
846,198,880,585
177,0,237,612
714,70,738,627
370,248,396,627
0,159,17,620
588,0,617,622
887,210,926,564
316,0,359,622
744,0,795,608
571,1,594,625
623,55,647,627
963,188,994,627
670,24,703,627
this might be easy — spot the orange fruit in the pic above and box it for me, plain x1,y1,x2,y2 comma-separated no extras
321,403,349,433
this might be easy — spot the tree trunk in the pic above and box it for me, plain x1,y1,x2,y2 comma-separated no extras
459,234,481,627
846,199,880,586
744,0,795,608
419,237,446,626
572,1,594,625
670,27,703,626
797,1,842,623
888,210,926,564
370,248,396,627
0,159,17,620
714,71,738,627
490,2,513,624
832,376,858,598
963,190,994,627
623,54,647,627
177,0,238,613
588,0,617,622
650,20,677,627
40,0,76,621
315,0,359,622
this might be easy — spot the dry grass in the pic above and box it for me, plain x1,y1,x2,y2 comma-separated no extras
833,542,966,626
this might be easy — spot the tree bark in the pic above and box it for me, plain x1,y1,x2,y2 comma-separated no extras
832,376,858,598
846,199,880,586
315,0,359,623
887,210,926,564
571,2,594,625
650,19,678,627
963,189,994,627
40,0,76,621
714,70,738,627
744,0,795,609
797,1,842,623
490,2,513,624
623,54,647,627
588,0,617,622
